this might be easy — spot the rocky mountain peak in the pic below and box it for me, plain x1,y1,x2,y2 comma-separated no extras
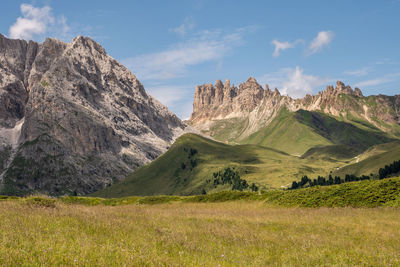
224,79,231,88
245,76,257,83
354,87,363,97
71,35,107,56
190,77,400,140
0,34,189,196
273,88,281,96
215,79,223,89
333,80,363,96
318,81,364,97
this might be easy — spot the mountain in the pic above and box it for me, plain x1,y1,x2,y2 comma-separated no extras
0,34,188,196
93,79,400,198
190,78,400,142
96,77,395,196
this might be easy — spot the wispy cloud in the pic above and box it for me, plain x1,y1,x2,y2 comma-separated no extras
356,73,400,87
8,3,71,41
375,58,400,65
147,85,193,119
271,39,303,57
123,26,257,81
258,67,327,98
344,67,372,77
147,85,190,106
307,31,334,55
169,17,195,37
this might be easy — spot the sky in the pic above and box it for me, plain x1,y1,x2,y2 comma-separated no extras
1,0,400,119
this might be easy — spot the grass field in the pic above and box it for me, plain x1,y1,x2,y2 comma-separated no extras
2,178,400,265
1,199,400,266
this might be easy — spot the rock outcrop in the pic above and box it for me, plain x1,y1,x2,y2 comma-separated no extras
190,78,400,140
0,34,188,196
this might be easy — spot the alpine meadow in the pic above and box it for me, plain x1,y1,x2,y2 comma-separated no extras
1,1,400,266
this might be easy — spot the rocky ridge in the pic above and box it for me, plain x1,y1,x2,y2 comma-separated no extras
0,34,188,195
190,77,400,140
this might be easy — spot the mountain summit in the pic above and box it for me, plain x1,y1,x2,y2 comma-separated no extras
0,34,188,195
190,78,400,141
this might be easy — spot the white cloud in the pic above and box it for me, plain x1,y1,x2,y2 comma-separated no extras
308,31,334,55
9,4,54,40
258,67,326,98
169,17,195,37
281,67,326,98
271,39,303,57
8,3,71,41
123,26,256,80
355,73,400,87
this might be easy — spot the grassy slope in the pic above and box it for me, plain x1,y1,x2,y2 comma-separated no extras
206,117,249,142
242,108,394,157
93,133,355,197
333,140,400,177
92,134,291,197
335,93,400,138
92,133,400,198
243,109,332,155
296,110,393,150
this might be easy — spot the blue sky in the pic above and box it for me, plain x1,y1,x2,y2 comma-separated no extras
1,0,400,119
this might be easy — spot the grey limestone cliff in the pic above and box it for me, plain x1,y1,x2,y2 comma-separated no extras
0,34,188,196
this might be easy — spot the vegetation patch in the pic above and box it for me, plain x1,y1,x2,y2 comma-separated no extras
40,79,50,87
208,167,258,192
24,196,56,208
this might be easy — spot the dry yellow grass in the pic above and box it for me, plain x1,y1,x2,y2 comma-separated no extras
0,200,400,266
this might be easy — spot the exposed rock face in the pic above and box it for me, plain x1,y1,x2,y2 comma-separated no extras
0,34,188,196
190,77,400,140
192,77,266,123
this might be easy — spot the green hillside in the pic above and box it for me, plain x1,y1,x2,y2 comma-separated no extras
242,109,394,156
92,131,400,198
243,109,331,155
333,141,400,177
295,110,392,150
93,133,353,197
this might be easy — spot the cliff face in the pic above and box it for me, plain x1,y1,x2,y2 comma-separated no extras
190,78,400,140
0,34,188,196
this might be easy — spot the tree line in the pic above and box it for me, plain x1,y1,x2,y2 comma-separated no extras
378,159,400,179
289,159,400,190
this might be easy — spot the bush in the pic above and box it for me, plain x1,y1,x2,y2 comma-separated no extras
24,197,56,208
